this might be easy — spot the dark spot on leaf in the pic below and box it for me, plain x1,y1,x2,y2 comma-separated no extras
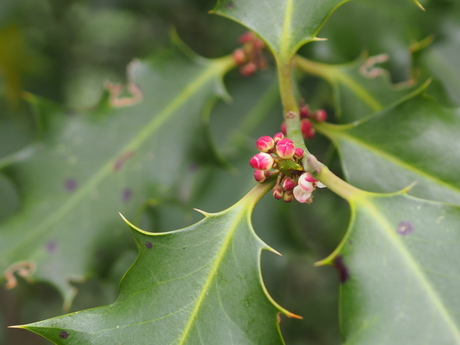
122,188,132,202
333,255,349,284
226,2,234,9
349,240,353,245
59,331,69,339
189,162,198,172
46,240,57,253
397,221,413,236
64,179,77,191
113,151,134,171
145,241,152,249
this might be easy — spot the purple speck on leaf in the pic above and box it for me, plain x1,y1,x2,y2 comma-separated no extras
333,255,349,284
397,221,413,236
59,331,69,339
145,241,153,249
64,179,77,191
46,240,57,253
122,188,132,202
189,162,198,172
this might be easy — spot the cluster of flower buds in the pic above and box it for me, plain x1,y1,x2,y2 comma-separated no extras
249,133,325,203
232,32,268,77
281,102,328,140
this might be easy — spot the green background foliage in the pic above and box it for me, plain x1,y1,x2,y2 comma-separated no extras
1,0,460,344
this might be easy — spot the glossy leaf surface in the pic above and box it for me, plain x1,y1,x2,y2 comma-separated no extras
19,183,293,345
316,93,460,205
0,48,234,306
319,191,460,344
212,0,349,61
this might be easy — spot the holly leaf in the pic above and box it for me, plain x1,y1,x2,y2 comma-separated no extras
315,91,460,205
212,0,351,62
295,54,422,123
317,191,460,344
16,183,298,345
0,46,235,307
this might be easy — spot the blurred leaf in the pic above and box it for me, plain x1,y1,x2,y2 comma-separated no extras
316,91,460,205
212,0,350,62
20,183,297,345
295,54,421,122
318,191,460,344
0,48,234,307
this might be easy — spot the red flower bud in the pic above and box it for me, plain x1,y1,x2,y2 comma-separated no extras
239,31,255,44
249,152,274,171
280,122,287,135
298,173,315,193
273,185,284,199
254,170,267,182
256,136,275,152
273,132,284,143
303,127,316,140
281,177,296,191
253,39,265,49
303,172,317,183
232,48,246,65
276,138,295,159
314,109,327,122
240,62,257,77
300,105,310,118
294,148,304,159
301,119,312,136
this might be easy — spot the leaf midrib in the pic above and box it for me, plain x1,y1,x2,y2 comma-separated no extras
322,127,460,196
5,57,232,262
356,196,460,341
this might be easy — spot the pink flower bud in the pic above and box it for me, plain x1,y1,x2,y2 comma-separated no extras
276,138,295,159
303,127,315,140
273,132,284,143
298,173,314,193
300,105,310,118
301,119,312,136
280,122,287,135
273,185,284,199
314,109,327,122
253,39,265,49
293,185,312,203
249,152,274,171
283,190,293,203
256,136,275,152
240,62,257,77
281,176,296,191
239,31,255,44
254,170,267,182
294,148,304,159
232,48,246,65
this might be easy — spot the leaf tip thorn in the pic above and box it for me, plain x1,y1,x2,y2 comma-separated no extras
193,208,209,216
313,37,328,42
413,0,425,10
286,311,303,320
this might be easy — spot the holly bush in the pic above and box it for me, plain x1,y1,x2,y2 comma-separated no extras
1,0,460,344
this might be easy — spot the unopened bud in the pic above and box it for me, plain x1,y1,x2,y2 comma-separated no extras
280,122,287,135
276,138,295,159
256,136,275,152
253,39,265,49
303,127,316,140
294,148,304,159
249,152,274,171
300,105,310,118
273,185,284,199
303,172,317,183
240,62,257,77
232,49,246,65
281,177,296,191
283,190,293,203
301,119,312,137
239,31,255,44
273,132,284,143
254,170,267,182
314,109,327,122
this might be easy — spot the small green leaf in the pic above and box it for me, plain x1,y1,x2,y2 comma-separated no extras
318,191,460,344
212,0,350,62
316,92,460,205
0,47,234,307
18,183,298,345
295,55,422,122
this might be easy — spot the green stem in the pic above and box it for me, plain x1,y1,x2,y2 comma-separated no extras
313,165,362,202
